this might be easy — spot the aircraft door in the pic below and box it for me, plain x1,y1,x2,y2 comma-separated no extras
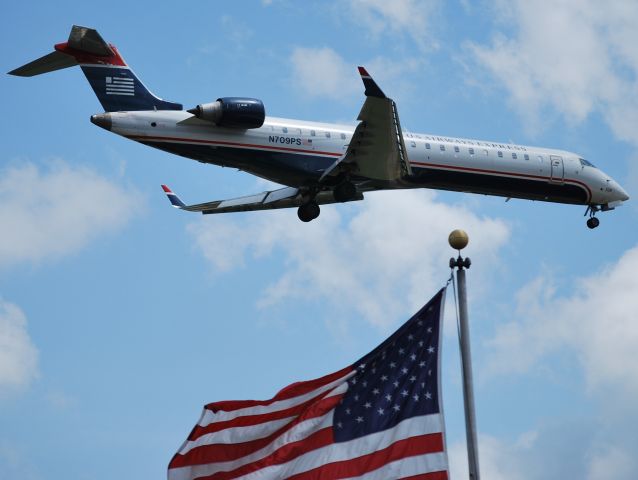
550,155,564,184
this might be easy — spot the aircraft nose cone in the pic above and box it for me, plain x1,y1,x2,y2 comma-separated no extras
90,113,112,131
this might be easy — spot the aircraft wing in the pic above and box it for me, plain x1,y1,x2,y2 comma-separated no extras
161,185,363,215
320,67,412,184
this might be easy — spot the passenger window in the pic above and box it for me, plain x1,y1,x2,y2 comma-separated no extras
440,145,446,151
310,130,316,136
426,143,431,149
483,149,488,156
282,127,288,133
512,153,517,159
497,151,503,158
295,128,302,135
411,141,416,148
469,148,474,155
340,133,346,140
524,154,529,161
325,132,331,138
454,146,460,153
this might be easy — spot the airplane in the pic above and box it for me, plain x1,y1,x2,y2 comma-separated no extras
9,25,629,228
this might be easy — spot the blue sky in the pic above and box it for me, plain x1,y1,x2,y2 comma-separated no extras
1,1,637,478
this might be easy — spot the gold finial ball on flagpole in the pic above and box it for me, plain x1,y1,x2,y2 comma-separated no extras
448,229,469,251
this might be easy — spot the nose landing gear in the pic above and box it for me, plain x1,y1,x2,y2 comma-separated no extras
585,205,600,229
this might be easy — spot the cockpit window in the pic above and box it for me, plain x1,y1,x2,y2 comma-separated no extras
579,158,596,168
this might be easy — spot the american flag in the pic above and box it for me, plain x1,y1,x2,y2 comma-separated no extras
168,289,449,480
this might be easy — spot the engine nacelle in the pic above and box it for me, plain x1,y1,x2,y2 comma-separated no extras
187,97,265,129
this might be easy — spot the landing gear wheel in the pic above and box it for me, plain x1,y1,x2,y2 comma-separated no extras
333,181,357,202
586,217,600,229
297,202,320,222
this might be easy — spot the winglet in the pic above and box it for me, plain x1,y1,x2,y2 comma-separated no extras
358,66,386,98
161,185,186,208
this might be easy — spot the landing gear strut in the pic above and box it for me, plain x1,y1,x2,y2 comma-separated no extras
585,205,600,229
297,201,320,222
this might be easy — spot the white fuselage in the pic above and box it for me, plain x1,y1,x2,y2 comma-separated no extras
100,110,629,208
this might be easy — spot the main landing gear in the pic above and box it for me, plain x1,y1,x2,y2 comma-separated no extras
297,201,320,222
585,205,600,229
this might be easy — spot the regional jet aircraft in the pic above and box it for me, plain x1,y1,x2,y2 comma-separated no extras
9,26,629,228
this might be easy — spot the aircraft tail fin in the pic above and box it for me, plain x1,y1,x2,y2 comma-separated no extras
8,25,182,113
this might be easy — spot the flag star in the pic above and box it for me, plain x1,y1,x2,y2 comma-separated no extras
418,340,424,347
413,394,420,401
362,381,368,388
428,370,432,376
421,382,426,388
425,391,432,400
393,404,401,412
409,375,417,382
371,368,376,374
401,389,409,397
389,362,397,368
356,416,364,423
410,353,417,361
337,422,343,429
372,388,381,395
419,361,426,367
385,394,392,402
408,334,414,341
377,408,385,415
381,375,388,381
427,346,435,354
427,326,433,333
354,394,359,401
401,367,409,375
398,348,405,355
358,363,366,370
346,408,351,415
417,320,423,326
364,402,372,409
351,377,358,385
393,380,400,388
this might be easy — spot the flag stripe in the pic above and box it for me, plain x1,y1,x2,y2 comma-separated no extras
283,433,443,480
198,367,352,425
173,394,342,468
170,414,444,480
189,382,348,441
341,453,448,480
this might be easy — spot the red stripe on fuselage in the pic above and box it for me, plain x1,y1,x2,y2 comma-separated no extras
126,134,342,157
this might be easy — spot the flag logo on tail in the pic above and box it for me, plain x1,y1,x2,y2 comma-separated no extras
168,289,449,480
105,76,134,96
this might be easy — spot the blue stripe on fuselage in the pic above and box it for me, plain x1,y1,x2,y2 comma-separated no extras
138,140,336,186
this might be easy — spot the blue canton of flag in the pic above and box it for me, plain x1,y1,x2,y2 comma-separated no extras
334,291,443,442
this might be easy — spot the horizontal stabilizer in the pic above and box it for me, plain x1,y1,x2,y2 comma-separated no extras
161,185,363,215
67,25,114,56
8,51,77,77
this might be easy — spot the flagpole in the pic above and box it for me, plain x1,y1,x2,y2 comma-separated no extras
448,230,480,480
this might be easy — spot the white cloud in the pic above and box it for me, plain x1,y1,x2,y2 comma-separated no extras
0,161,142,268
0,300,38,395
468,0,638,146
587,446,635,480
487,243,638,399
290,47,360,101
188,190,509,329
348,0,441,52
